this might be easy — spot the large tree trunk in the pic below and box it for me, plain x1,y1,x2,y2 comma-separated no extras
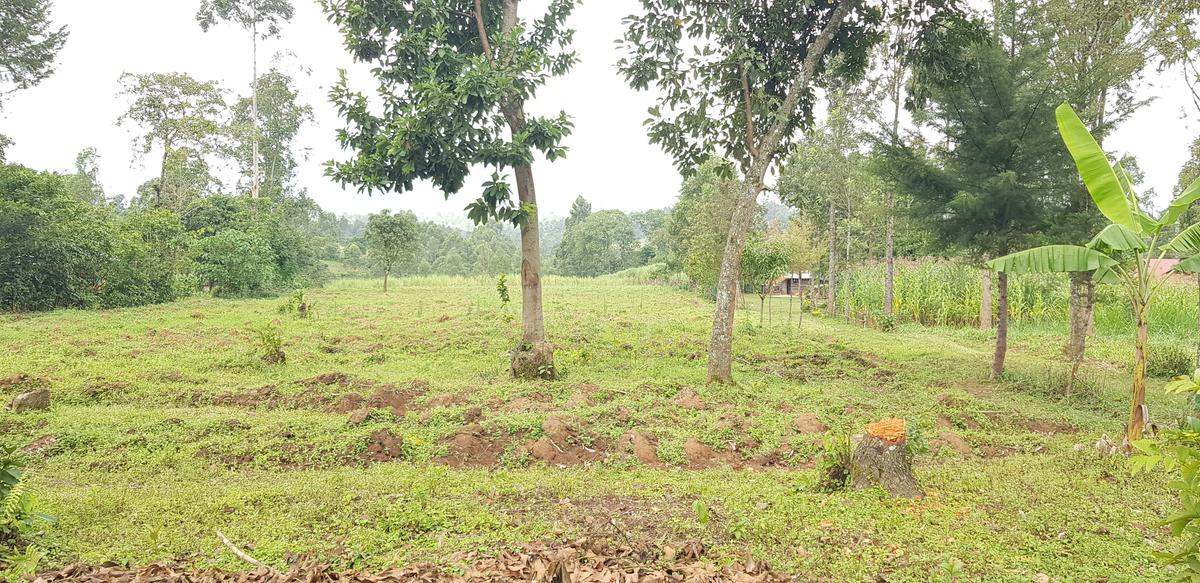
990,271,1008,380
703,0,851,384
826,201,838,317
1126,302,1150,447
707,177,764,383
980,266,992,329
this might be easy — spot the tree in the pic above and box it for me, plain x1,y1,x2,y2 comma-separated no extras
565,195,592,229
197,0,295,199
194,229,278,297
741,236,790,325
323,0,579,380
778,87,876,317
228,68,312,199
0,0,68,106
618,0,962,383
137,147,222,214
665,160,750,290
117,72,226,200
556,209,638,277
364,210,418,292
880,11,1071,379
990,103,1200,448
64,147,104,205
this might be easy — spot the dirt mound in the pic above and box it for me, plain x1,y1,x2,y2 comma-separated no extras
361,429,404,463
792,412,828,434
933,430,973,455
525,417,604,466
300,372,352,387
617,431,659,465
440,424,512,468
0,373,41,388
332,388,414,416
31,539,788,582
673,387,705,410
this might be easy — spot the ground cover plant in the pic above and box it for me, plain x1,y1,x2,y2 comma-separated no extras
0,276,1192,580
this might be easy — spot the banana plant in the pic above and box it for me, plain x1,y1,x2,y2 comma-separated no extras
988,103,1200,449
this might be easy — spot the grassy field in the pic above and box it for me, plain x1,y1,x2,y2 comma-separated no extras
0,276,1190,581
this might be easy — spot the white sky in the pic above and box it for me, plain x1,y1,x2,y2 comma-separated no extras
1,0,1196,219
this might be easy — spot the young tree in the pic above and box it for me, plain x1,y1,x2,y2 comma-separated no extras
665,160,752,291
618,0,962,383
64,147,104,205
117,72,226,198
323,0,579,379
196,0,295,199
364,210,418,293
741,236,790,325
990,103,1200,448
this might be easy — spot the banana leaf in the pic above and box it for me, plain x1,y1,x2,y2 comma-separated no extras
988,245,1118,274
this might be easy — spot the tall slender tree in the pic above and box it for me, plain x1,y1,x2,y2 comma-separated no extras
323,0,578,379
117,72,226,204
618,0,963,383
197,0,295,199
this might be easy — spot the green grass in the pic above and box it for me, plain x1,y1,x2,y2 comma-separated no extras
0,275,1189,581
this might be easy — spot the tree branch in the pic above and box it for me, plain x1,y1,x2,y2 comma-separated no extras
741,62,758,160
474,0,496,68
756,0,853,172
215,530,274,573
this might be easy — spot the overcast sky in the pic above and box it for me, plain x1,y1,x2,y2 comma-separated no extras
2,1,1197,221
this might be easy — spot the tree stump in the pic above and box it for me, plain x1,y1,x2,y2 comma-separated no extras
850,418,924,498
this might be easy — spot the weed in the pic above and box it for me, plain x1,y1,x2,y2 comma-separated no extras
249,322,286,364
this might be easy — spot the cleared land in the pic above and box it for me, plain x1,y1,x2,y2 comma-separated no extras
0,277,1187,581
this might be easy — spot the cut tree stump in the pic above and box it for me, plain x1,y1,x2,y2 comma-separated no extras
850,418,924,498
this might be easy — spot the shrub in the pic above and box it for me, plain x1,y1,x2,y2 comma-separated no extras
194,229,278,297
1,447,53,578
1147,342,1195,379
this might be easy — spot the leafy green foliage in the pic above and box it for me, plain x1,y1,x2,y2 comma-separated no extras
322,0,578,225
195,230,278,297
1,446,53,578
740,236,789,299
197,0,294,37
0,0,68,108
555,210,638,277
228,68,313,200
364,210,419,278
249,321,286,364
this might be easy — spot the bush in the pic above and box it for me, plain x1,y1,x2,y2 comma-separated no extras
194,229,278,297
1,447,53,578
1147,342,1195,379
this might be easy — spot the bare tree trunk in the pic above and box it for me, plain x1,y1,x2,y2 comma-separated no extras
704,0,851,384
884,199,894,317
980,266,993,329
826,201,838,317
383,269,389,293
1127,303,1150,447
251,20,260,199
990,271,1008,379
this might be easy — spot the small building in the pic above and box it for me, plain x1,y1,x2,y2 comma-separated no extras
769,272,816,296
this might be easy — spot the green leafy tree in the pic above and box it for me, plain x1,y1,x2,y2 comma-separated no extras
364,210,418,292
136,147,222,214
0,0,68,107
197,0,295,199
880,12,1070,379
63,148,104,205
989,103,1200,448
665,160,747,290
194,229,278,297
741,236,790,325
117,72,226,201
618,0,963,383
0,164,111,311
228,68,312,199
565,195,592,229
555,210,638,277
322,0,579,379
